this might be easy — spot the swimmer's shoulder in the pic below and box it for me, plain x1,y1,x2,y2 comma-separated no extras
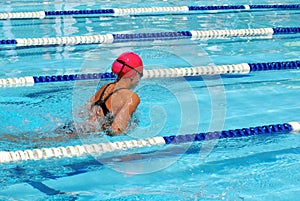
117,89,140,104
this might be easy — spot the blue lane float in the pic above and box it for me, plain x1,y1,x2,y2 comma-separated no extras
163,123,293,144
111,27,300,43
0,39,17,44
44,9,114,16
189,4,300,11
249,61,300,71
272,27,300,34
33,72,116,83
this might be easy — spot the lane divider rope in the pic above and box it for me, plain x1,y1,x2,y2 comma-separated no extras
0,27,300,47
0,60,299,88
0,4,299,19
0,121,299,163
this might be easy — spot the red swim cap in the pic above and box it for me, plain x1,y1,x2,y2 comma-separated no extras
112,52,143,78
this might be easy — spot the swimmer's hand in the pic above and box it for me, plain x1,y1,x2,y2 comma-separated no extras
110,126,123,136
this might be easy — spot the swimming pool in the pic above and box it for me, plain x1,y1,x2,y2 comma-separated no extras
1,0,300,200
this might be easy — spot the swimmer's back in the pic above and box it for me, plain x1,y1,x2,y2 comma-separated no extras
89,83,139,118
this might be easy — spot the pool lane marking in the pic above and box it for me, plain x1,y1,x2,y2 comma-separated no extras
0,60,299,88
1,27,300,46
0,122,299,164
0,4,300,19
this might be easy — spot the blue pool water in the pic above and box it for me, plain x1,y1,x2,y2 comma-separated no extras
1,0,300,200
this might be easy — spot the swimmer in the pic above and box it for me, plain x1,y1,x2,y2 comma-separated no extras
1,52,143,145
86,52,143,136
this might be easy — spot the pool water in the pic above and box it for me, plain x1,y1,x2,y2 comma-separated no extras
1,0,300,200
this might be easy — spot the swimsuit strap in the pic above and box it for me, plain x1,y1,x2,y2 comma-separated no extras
92,83,112,115
97,83,112,104
93,83,127,116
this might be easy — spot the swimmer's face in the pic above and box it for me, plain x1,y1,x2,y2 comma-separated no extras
130,73,142,88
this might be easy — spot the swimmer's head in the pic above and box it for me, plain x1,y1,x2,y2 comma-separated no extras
112,52,143,79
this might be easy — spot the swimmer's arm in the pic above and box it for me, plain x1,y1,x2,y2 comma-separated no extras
0,132,78,144
84,94,97,108
111,93,140,135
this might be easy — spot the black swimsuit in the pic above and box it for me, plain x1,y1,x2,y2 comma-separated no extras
92,83,126,116
91,83,127,135
55,83,127,135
